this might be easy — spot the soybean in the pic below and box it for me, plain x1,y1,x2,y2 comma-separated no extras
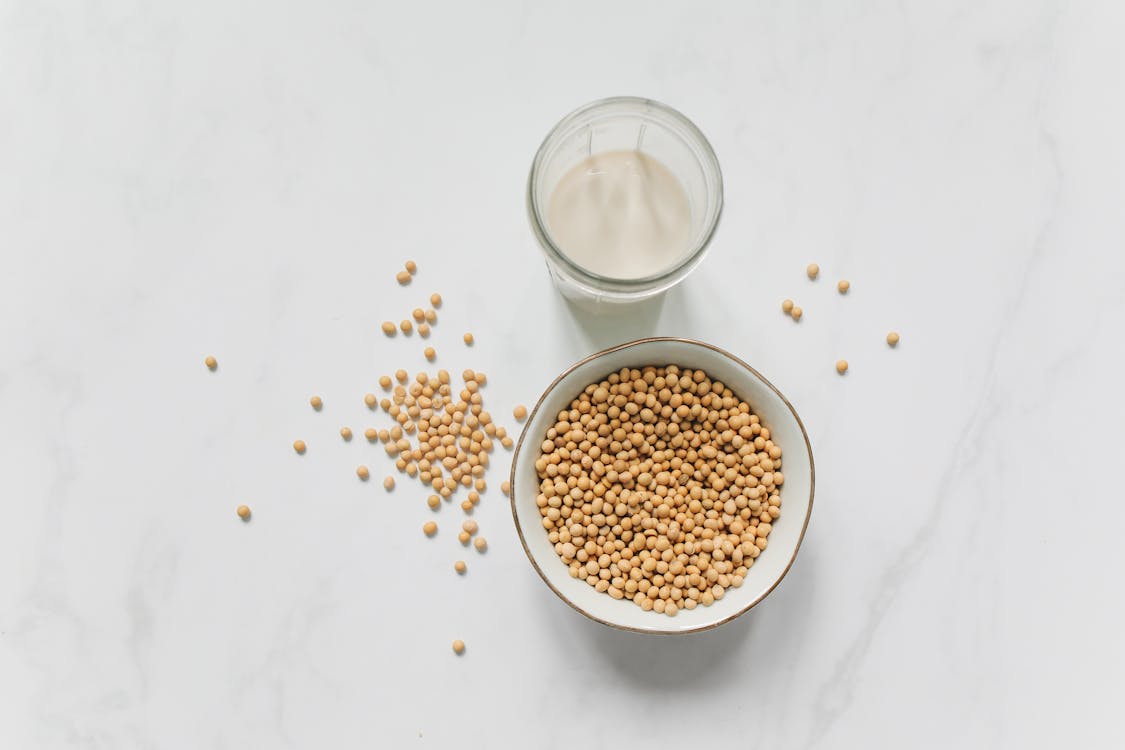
535,365,781,617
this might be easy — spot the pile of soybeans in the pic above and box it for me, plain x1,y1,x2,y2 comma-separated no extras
534,365,783,617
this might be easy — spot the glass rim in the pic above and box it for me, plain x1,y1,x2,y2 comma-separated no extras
527,96,724,294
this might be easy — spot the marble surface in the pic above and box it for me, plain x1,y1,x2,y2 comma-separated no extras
3,1,1123,747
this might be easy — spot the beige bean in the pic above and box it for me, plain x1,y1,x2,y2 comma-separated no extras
532,364,784,616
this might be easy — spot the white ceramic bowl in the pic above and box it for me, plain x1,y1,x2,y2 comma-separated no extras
509,338,815,635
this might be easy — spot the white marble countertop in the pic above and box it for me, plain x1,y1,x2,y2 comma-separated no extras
3,2,1124,747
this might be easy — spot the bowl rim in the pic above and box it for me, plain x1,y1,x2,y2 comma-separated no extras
508,336,816,635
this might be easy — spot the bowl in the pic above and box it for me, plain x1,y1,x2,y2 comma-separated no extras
508,338,815,635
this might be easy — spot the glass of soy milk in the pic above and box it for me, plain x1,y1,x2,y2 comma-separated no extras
528,97,723,306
